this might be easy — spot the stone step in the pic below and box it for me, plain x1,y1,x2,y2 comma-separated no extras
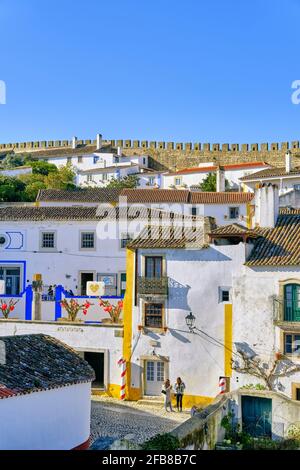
137,396,164,407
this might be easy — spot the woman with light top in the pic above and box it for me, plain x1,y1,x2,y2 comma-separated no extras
174,377,186,412
161,379,173,412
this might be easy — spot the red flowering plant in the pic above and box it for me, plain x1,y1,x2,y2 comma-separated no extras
0,299,19,319
99,298,123,324
60,298,92,322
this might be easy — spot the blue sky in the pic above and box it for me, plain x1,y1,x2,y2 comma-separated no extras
1,0,300,143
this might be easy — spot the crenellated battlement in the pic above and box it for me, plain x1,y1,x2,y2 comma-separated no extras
1,137,300,171
1,138,300,153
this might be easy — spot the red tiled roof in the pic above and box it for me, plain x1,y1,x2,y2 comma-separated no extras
189,192,254,204
120,188,190,203
168,162,269,176
120,188,254,205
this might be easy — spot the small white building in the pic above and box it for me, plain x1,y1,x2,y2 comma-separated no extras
0,166,33,178
0,333,94,450
121,188,254,227
163,162,270,191
239,151,300,195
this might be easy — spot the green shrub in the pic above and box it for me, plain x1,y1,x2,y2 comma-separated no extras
142,433,180,451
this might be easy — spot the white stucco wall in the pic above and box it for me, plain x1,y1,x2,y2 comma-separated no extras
232,265,300,397
0,382,91,450
130,243,246,399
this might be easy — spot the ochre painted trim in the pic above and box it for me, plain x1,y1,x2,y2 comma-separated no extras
292,382,300,400
123,248,135,400
224,304,233,377
246,202,251,228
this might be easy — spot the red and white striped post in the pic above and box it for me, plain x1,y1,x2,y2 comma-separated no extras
118,357,127,400
219,377,226,395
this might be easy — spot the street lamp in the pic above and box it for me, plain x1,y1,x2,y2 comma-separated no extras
185,312,196,332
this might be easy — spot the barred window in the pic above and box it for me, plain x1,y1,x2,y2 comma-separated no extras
41,232,55,249
144,303,163,328
81,232,95,249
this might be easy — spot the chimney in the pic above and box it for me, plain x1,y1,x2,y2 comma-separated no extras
72,136,78,150
285,150,292,173
216,167,225,192
96,133,102,149
117,146,122,157
255,183,279,228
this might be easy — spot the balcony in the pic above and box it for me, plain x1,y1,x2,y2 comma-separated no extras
137,276,169,298
273,296,300,324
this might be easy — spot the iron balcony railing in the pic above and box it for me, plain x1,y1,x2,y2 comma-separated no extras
273,295,300,323
137,276,169,297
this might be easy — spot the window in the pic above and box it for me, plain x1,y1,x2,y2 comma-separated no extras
156,362,165,381
145,256,163,278
219,287,231,303
81,232,95,250
229,207,239,219
77,156,83,164
284,284,300,321
191,207,198,216
120,233,134,249
40,232,56,250
174,177,182,186
143,158,146,165
148,176,155,186
93,156,99,164
67,157,72,164
102,173,108,181
115,156,120,163
284,333,300,355
86,174,93,182
0,266,21,295
144,303,163,328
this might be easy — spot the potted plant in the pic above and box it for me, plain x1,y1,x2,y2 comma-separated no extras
0,299,19,319
60,298,92,322
99,298,123,324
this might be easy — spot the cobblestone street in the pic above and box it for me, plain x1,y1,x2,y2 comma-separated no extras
91,397,190,445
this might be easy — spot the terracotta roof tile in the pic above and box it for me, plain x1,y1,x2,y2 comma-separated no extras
168,161,268,176
189,192,254,204
0,334,95,399
240,166,300,181
210,223,262,238
128,224,206,249
36,188,121,203
246,213,300,266
120,188,190,203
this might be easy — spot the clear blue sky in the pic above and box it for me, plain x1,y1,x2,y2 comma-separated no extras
1,0,300,144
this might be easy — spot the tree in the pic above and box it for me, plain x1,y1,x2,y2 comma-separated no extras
23,180,47,201
232,349,300,391
106,174,140,189
199,173,230,192
2,154,25,169
28,160,58,176
45,163,76,190
0,176,26,202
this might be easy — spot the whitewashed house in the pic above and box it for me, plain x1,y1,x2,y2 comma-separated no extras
239,151,300,195
0,334,94,450
163,161,270,191
120,188,254,227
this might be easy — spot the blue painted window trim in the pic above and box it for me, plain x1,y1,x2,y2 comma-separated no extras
0,259,27,294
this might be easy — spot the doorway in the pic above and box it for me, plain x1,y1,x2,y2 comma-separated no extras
144,360,165,396
242,396,272,437
80,272,94,295
84,352,104,388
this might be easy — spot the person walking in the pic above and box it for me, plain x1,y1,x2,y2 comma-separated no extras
161,379,173,412
174,377,185,412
